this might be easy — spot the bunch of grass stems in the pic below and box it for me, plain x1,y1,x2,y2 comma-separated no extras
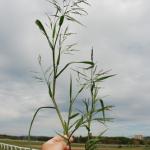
28,0,114,150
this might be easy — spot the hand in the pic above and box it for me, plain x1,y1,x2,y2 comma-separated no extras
42,135,72,150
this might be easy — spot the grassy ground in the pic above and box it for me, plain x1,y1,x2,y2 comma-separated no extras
0,139,150,150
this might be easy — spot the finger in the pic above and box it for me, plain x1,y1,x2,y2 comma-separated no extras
52,135,64,142
52,135,73,143
42,139,67,150
53,141,67,149
46,135,64,144
44,135,73,149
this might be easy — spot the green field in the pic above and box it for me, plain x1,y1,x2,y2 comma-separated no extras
0,139,150,150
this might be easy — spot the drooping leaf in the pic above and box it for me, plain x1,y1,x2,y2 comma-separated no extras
80,61,95,70
56,61,94,78
28,106,55,149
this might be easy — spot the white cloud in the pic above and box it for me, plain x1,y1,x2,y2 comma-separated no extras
0,0,150,137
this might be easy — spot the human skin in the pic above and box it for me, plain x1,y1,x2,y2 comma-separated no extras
42,136,72,150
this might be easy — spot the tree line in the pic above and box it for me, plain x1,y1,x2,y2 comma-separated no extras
1,134,150,145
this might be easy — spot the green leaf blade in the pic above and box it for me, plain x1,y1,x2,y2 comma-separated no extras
69,113,79,120
95,74,116,82
59,15,64,26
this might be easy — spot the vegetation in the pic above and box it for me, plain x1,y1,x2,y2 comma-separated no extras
0,138,150,150
29,0,114,149
1,134,150,145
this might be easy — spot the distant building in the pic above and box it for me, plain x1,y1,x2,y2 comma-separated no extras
134,135,144,140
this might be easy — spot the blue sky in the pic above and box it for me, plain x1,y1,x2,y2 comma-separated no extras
0,0,150,137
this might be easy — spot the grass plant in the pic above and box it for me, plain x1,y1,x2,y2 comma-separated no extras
28,0,114,149
74,49,115,150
